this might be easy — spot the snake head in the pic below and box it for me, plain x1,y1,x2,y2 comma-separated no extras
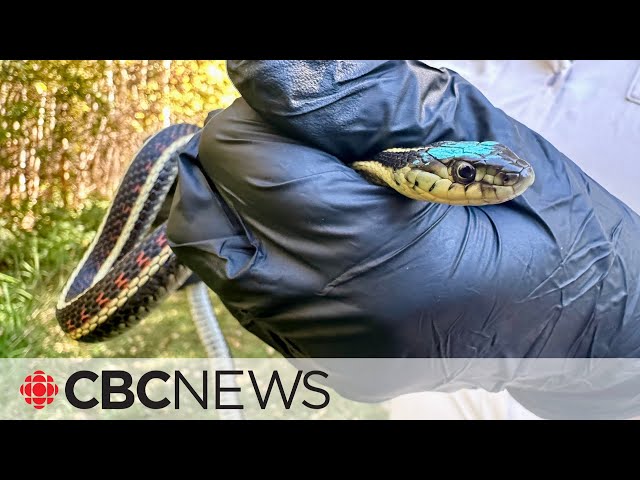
353,141,535,206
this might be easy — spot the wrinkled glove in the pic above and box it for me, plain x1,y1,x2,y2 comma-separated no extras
167,61,640,419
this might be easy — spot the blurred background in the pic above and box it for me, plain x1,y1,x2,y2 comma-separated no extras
0,60,280,360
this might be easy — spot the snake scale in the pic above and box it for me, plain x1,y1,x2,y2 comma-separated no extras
56,122,535,341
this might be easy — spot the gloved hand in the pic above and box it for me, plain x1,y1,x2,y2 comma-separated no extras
166,61,640,418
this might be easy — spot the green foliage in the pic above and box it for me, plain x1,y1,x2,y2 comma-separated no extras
0,198,107,356
0,60,239,218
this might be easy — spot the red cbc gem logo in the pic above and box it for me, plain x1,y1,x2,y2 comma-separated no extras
19,370,59,409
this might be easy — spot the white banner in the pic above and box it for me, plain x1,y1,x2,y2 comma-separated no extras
4,358,640,419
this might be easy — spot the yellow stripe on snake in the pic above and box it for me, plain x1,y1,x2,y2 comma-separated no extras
56,123,535,341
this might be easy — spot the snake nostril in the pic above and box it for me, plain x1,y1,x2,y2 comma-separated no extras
502,172,519,186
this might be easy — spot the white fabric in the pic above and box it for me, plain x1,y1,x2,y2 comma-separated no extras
388,60,640,420
389,389,540,420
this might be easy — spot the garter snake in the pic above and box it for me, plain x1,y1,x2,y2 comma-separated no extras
56,123,535,341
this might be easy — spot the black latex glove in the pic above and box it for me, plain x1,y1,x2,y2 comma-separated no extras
166,61,640,419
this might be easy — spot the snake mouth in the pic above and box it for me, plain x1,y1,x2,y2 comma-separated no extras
513,165,535,196
409,169,528,206
400,163,535,205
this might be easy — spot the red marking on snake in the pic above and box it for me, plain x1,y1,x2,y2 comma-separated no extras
69,306,91,330
136,251,151,268
123,205,131,214
114,273,129,289
133,184,142,193
144,161,153,172
111,218,123,231
155,232,167,247
96,292,110,307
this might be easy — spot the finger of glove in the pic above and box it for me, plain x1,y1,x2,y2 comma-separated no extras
166,127,271,312
227,60,492,160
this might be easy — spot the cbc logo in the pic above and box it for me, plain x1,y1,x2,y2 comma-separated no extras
19,370,59,410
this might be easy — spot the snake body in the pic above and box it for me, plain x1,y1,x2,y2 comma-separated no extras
56,123,535,342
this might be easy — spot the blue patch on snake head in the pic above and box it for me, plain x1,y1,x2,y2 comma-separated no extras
428,141,500,160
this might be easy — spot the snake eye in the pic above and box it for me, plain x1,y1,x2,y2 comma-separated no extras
454,161,476,184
